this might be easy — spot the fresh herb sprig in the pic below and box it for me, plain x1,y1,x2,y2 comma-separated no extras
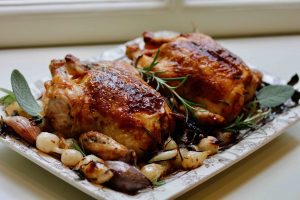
0,88,16,107
137,50,204,120
224,109,270,133
11,69,42,117
70,139,86,156
225,81,297,133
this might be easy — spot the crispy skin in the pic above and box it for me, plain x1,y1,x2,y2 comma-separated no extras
43,55,173,156
126,32,262,124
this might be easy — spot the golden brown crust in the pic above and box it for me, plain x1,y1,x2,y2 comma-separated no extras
43,55,173,157
126,32,262,124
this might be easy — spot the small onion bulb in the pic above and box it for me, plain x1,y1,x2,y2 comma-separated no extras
61,149,83,167
36,132,62,154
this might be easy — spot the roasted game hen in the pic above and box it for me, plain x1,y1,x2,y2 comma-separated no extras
42,55,173,156
126,32,262,125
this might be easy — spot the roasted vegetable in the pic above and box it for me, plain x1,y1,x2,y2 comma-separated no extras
36,132,62,154
4,116,40,144
79,131,129,160
197,136,219,155
61,149,83,167
149,149,178,163
105,161,151,194
141,163,167,183
181,150,209,170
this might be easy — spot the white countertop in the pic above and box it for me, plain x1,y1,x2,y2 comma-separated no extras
0,35,299,200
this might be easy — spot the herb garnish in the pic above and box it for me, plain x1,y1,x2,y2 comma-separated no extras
225,81,297,132
11,69,42,117
257,85,295,108
224,109,270,133
70,139,86,156
0,88,16,107
153,180,166,187
137,50,204,120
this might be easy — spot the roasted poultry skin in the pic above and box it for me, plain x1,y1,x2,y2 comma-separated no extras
126,32,262,124
42,55,173,157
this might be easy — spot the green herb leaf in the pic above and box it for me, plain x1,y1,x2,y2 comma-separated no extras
153,180,166,187
0,88,14,95
257,85,295,108
0,95,16,107
137,49,204,121
143,49,160,72
11,69,42,116
0,88,16,107
70,139,86,156
224,109,270,133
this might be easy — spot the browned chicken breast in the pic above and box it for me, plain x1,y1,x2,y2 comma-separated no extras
42,55,173,157
126,32,262,124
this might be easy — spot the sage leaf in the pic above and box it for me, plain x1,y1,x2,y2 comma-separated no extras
11,69,42,116
257,85,295,108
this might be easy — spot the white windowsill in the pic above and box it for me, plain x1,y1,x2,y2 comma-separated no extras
0,0,300,48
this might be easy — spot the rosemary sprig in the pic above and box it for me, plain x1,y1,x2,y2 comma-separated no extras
137,50,204,120
70,139,86,156
224,109,271,133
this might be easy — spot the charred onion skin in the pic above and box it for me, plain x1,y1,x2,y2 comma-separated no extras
4,116,40,144
105,161,151,194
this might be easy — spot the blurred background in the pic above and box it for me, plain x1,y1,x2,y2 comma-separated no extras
1,0,300,48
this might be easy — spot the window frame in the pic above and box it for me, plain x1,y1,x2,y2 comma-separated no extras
0,0,299,48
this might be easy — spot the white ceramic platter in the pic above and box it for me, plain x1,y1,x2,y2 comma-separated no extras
0,31,300,200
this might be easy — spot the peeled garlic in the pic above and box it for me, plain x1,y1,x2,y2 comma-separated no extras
61,149,83,167
75,155,112,184
74,155,104,170
36,132,62,154
149,149,178,163
181,151,209,170
141,163,165,183
164,137,178,150
198,136,219,155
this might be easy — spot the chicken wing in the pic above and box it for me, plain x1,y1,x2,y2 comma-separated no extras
126,32,262,124
42,55,173,157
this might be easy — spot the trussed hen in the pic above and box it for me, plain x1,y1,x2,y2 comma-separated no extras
43,55,173,157
126,32,262,125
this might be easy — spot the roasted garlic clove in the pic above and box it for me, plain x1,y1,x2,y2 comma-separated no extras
181,151,209,170
148,149,178,163
79,131,128,160
74,154,104,170
80,161,113,184
141,163,166,183
163,137,178,150
4,116,40,144
198,136,219,155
